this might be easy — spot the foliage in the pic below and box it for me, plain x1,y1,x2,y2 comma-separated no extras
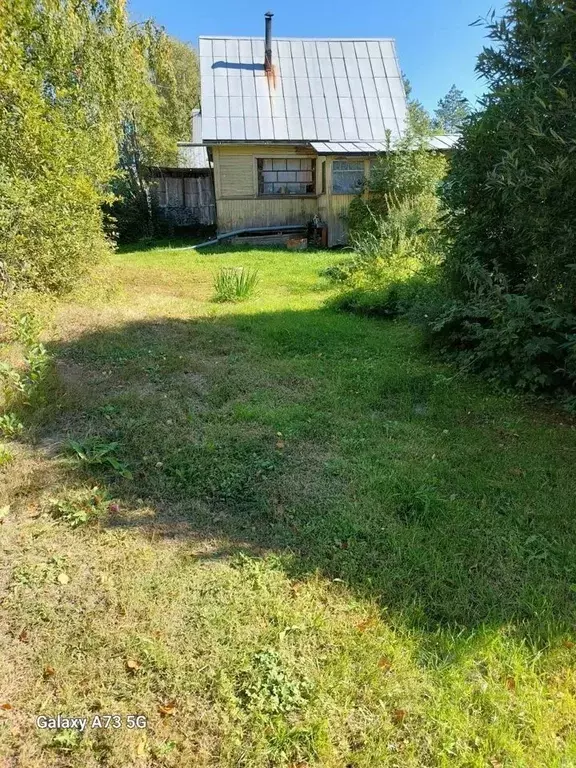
0,0,199,292
0,0,130,293
0,444,15,467
0,413,24,438
338,130,447,302
434,0,576,400
109,32,200,243
0,312,51,408
402,74,434,135
212,267,260,303
433,85,471,133
431,295,576,401
239,649,311,715
329,266,447,322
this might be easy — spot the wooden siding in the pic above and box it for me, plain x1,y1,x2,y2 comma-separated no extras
211,145,370,245
217,198,317,232
216,154,254,198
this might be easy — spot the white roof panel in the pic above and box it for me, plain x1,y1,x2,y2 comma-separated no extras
310,135,459,154
199,36,407,142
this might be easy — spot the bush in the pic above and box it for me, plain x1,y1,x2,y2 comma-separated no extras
434,0,576,401
431,295,576,400
212,267,259,303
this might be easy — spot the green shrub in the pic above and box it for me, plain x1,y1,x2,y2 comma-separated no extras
430,295,576,399
212,267,259,303
433,0,576,400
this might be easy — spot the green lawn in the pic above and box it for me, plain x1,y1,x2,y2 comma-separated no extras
2,245,576,767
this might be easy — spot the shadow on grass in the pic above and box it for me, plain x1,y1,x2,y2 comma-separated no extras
28,307,576,643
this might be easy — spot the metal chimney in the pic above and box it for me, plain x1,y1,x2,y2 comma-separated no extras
264,12,273,72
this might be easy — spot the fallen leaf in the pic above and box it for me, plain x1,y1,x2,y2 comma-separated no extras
0,703,12,711
108,502,120,513
126,658,141,672
378,657,392,672
0,505,9,522
158,700,177,716
18,629,28,643
290,582,303,598
506,677,516,691
43,665,55,678
275,440,285,450
392,708,407,725
563,640,574,649
57,572,70,585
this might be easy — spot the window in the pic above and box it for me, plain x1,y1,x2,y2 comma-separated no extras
332,160,365,194
257,158,315,196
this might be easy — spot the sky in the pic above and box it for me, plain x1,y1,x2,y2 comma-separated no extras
128,0,507,113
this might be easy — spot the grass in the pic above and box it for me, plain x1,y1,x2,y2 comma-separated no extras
212,266,260,303
1,244,576,766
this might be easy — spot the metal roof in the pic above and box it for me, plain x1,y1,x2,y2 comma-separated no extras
311,135,461,154
199,36,407,143
176,143,210,169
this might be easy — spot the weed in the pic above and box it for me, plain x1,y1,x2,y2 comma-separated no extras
239,649,311,715
0,443,14,466
0,412,23,438
50,487,111,528
0,311,51,407
11,312,43,347
67,439,132,479
212,267,259,302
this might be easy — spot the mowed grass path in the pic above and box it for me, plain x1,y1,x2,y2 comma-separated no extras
2,245,576,767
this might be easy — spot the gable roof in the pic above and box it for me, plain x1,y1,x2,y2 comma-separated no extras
198,36,407,144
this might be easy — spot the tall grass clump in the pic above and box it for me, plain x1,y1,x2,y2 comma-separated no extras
212,267,260,303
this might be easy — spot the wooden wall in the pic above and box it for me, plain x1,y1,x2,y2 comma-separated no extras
154,174,215,226
211,145,372,246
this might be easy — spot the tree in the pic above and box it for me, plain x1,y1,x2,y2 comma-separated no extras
111,29,200,242
0,0,130,293
402,74,434,136
433,85,471,133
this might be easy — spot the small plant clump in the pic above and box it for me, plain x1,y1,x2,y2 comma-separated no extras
67,439,133,479
50,487,112,528
0,413,24,438
0,443,14,467
212,267,259,303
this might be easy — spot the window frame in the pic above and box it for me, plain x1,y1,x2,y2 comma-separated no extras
331,159,366,195
256,157,317,198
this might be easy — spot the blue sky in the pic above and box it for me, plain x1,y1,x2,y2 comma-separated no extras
128,0,506,113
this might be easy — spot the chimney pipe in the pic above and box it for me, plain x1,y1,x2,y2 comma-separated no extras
264,12,273,72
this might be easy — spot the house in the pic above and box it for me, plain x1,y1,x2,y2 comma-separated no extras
196,14,455,246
